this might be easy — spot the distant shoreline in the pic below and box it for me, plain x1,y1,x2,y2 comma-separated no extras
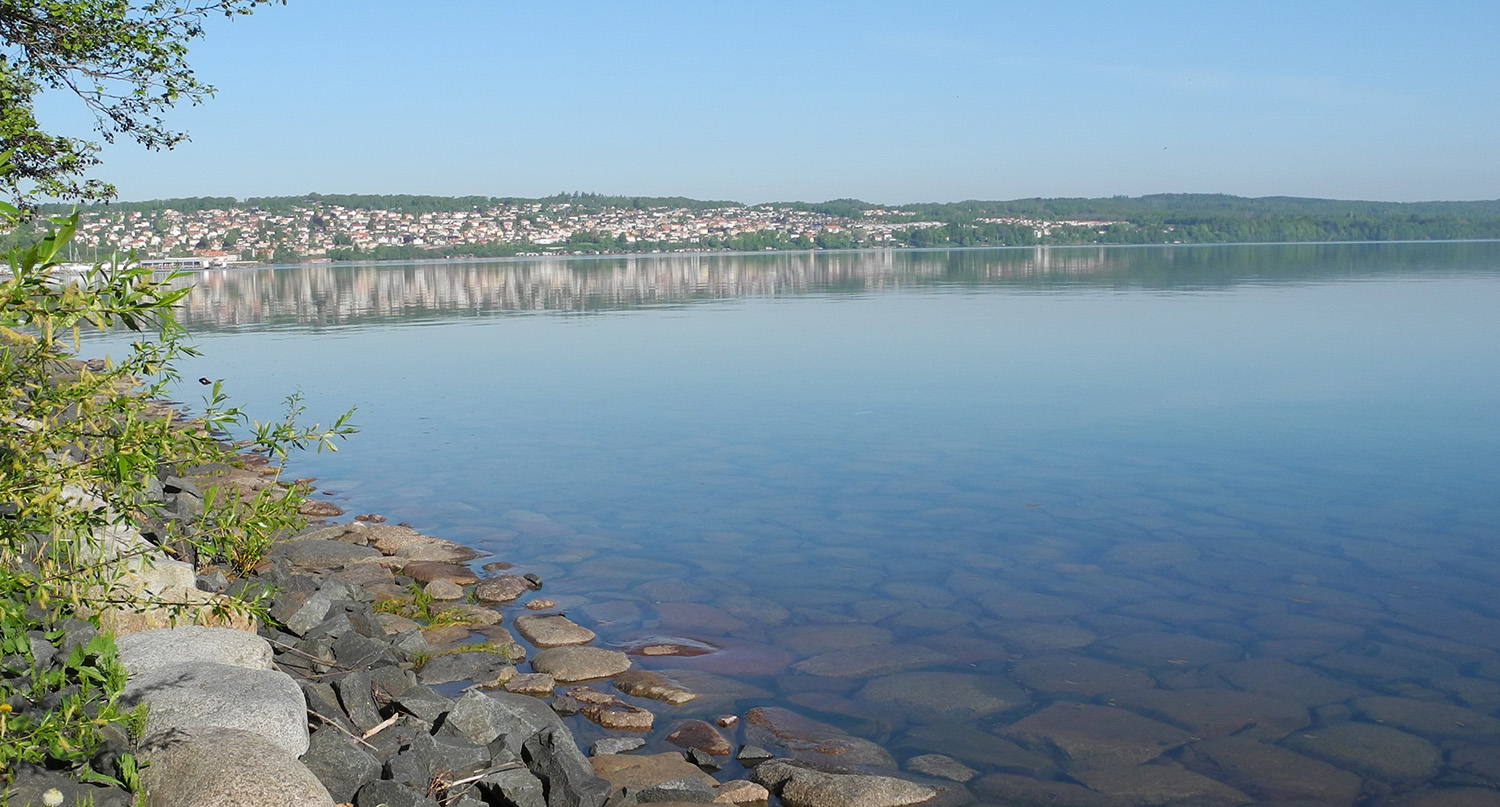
152,238,1500,275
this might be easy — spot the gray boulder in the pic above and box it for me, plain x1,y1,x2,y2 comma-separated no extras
334,669,385,732
140,726,334,807
355,780,438,807
125,660,310,756
300,727,382,804
416,650,512,686
592,737,646,756
116,626,272,677
477,767,548,807
444,689,563,753
522,727,611,807
274,539,384,570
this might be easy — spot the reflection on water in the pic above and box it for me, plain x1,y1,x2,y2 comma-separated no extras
170,241,1500,330
99,244,1500,806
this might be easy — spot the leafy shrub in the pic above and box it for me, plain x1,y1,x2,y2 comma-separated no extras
0,187,354,781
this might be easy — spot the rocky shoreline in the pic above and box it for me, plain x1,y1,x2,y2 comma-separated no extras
7,456,958,807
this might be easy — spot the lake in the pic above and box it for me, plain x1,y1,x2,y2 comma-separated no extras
88,243,1500,805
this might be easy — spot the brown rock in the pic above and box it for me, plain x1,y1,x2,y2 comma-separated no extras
665,719,732,756
591,752,716,799
514,614,596,648
613,669,700,705
421,625,470,646
475,574,530,604
298,499,345,517
579,698,654,731
715,780,770,804
401,561,478,586
530,646,631,682
525,598,557,610
503,672,555,697
770,765,937,807
424,579,465,601
436,603,502,626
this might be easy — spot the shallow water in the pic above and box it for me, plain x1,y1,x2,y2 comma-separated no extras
88,244,1500,804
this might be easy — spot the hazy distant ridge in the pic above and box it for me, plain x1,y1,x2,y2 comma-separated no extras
57,192,1500,218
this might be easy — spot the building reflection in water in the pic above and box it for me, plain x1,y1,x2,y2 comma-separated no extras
164,242,1464,331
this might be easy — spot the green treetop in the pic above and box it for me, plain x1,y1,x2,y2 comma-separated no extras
0,0,282,204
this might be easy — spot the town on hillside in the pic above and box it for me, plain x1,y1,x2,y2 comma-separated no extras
65,199,1120,266
58,193,1500,267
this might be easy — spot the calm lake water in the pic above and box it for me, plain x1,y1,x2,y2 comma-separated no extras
89,244,1500,805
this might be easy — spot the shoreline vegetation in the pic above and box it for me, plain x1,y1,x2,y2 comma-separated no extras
30,193,1500,268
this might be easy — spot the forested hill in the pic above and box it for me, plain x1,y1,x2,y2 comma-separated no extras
56,191,744,215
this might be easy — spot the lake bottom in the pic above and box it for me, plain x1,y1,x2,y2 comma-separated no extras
378,438,1500,807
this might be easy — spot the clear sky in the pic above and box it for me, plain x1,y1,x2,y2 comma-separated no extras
35,0,1500,204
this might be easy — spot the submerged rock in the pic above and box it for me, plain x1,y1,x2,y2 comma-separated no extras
1283,722,1442,784
1178,736,1364,805
589,752,717,802
665,719,732,756
903,754,976,783
612,669,700,705
855,671,1030,721
1069,764,1252,807
569,687,654,731
1000,703,1192,771
1105,688,1310,741
1011,653,1155,696
744,706,895,768
791,645,951,678
1354,696,1500,739
974,772,1127,807
751,761,936,807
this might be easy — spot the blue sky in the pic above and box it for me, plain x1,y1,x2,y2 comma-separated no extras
37,1,1500,203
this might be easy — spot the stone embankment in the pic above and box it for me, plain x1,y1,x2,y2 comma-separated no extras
7,457,954,807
